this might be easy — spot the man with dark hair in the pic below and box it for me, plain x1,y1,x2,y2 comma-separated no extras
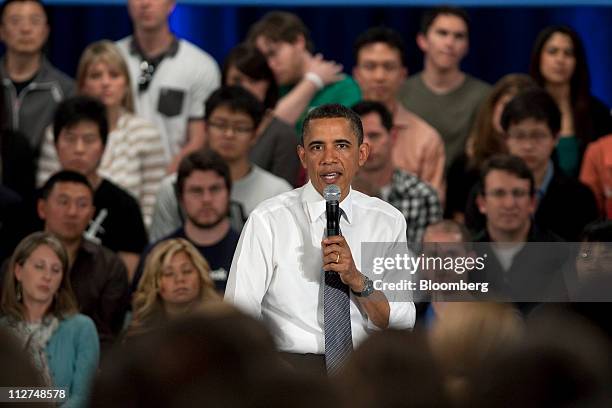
467,88,598,241
351,101,442,244
36,96,148,280
37,170,128,350
352,27,445,197
0,0,74,153
226,103,415,374
473,154,567,306
247,11,361,133
116,0,220,172
397,5,490,169
132,149,240,294
150,86,292,241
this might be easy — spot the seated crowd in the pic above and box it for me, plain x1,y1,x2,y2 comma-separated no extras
1,1,612,406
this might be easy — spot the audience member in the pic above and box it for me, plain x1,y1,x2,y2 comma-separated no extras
38,40,166,227
352,101,442,244
338,330,451,408
37,171,129,350
90,311,294,408
0,232,99,407
429,302,523,405
580,133,612,218
473,154,568,305
0,0,74,153
150,86,292,241
446,74,535,222
223,42,300,185
126,239,220,338
353,26,445,197
40,96,148,278
132,150,239,294
466,88,599,241
575,220,612,283
116,0,221,171
247,11,361,133
530,25,612,176
398,5,490,168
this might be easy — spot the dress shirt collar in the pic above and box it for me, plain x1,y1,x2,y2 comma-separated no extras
302,181,353,225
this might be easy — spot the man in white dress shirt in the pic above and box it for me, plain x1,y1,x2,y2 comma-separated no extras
225,104,415,374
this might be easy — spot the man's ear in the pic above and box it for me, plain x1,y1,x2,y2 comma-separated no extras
476,194,487,215
358,142,370,167
37,199,47,221
294,33,307,52
416,33,428,53
297,145,307,169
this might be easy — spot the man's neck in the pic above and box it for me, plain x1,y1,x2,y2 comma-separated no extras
532,162,550,190
5,52,42,83
87,173,103,191
487,221,531,244
184,218,230,247
134,26,174,59
229,160,251,181
359,165,395,189
421,60,465,94
61,237,82,267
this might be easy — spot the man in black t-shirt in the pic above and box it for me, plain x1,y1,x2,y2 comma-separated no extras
133,149,239,294
45,96,147,280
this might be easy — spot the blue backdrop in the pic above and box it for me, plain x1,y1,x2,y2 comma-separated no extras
39,4,612,106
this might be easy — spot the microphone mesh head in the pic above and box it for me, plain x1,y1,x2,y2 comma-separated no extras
323,184,341,202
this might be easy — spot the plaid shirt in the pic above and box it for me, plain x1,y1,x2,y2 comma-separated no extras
381,169,443,244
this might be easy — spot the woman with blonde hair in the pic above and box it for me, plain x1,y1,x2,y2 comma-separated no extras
445,74,536,222
127,239,220,337
0,232,99,407
37,40,166,227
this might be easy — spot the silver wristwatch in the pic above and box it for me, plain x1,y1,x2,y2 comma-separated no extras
352,275,374,297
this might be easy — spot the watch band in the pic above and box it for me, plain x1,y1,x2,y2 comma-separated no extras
352,275,374,298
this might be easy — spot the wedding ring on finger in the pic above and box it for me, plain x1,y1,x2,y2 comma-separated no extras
335,252,340,263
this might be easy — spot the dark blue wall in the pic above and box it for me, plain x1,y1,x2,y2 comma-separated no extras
42,5,612,107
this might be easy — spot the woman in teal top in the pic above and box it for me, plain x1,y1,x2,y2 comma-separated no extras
0,232,99,408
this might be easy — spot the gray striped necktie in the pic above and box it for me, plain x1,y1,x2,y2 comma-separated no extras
323,222,353,374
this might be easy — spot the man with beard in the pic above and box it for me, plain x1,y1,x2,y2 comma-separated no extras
132,149,239,294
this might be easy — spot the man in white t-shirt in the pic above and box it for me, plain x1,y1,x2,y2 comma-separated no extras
116,0,220,172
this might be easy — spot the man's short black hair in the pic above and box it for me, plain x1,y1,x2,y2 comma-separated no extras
351,101,393,132
420,5,470,35
301,104,364,146
53,96,108,146
176,149,232,199
0,0,47,22
353,26,406,66
204,86,264,130
40,170,94,201
500,88,561,137
479,154,535,197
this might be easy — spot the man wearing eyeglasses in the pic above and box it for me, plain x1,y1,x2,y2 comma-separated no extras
465,88,598,241
0,0,74,153
149,86,292,242
352,26,445,199
473,154,568,308
116,0,220,173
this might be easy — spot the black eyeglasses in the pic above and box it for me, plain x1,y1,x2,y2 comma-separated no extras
138,60,156,92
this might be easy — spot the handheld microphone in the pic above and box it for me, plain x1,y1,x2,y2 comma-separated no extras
324,184,341,237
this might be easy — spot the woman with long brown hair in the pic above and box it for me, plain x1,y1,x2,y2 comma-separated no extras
530,25,612,177
0,232,99,407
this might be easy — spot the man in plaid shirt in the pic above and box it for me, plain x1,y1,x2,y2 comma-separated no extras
352,101,442,244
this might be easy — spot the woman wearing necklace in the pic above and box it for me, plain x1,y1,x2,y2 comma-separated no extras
0,232,99,408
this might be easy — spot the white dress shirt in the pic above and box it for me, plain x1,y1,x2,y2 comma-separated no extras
225,181,416,354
